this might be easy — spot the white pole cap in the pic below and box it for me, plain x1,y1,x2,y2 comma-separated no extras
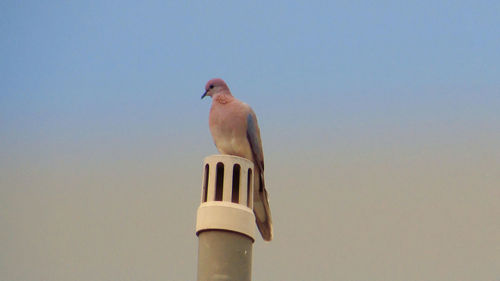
196,155,255,241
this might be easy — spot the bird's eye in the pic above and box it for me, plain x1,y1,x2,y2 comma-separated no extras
209,84,214,89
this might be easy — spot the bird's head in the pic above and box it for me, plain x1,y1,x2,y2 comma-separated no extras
201,78,231,99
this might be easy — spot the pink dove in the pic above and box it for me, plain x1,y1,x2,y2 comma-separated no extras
202,78,273,241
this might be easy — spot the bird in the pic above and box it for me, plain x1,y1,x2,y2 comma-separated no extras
201,78,273,241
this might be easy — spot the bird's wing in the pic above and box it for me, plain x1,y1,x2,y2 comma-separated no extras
246,111,264,172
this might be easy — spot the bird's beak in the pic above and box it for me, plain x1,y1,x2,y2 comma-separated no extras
201,90,208,99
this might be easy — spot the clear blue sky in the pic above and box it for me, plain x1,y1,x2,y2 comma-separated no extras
2,1,499,139
1,1,499,280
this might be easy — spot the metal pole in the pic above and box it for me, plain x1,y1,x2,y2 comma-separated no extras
196,155,255,281
197,230,252,281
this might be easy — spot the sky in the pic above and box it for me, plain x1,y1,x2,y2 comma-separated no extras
1,1,499,280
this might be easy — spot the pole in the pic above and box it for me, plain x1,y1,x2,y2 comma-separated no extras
196,155,255,281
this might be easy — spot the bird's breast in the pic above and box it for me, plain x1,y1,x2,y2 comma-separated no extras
209,104,253,160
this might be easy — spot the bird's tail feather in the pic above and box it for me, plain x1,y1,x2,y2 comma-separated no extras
253,173,273,241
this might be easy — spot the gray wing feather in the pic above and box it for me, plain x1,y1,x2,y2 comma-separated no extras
246,112,264,171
